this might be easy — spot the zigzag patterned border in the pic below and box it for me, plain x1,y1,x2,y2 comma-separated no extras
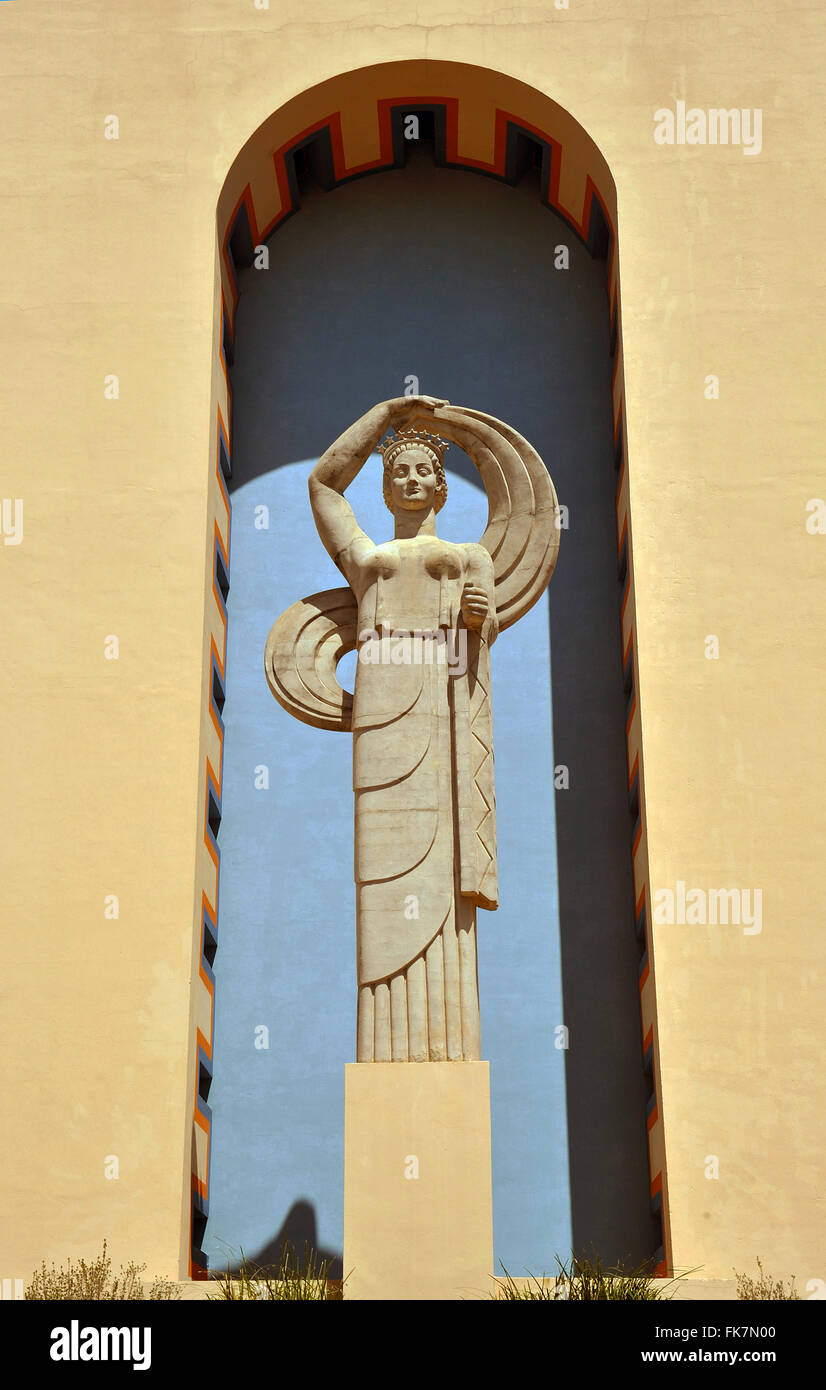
190,412,230,1275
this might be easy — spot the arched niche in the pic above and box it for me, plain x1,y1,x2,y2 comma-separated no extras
188,61,668,1281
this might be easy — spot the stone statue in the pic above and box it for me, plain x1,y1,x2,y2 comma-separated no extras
265,397,560,1062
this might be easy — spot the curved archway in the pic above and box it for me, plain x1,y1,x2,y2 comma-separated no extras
189,61,666,1280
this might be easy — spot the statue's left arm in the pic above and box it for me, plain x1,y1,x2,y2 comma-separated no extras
461,546,499,647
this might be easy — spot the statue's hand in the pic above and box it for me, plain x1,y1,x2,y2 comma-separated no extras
461,582,488,631
390,395,450,427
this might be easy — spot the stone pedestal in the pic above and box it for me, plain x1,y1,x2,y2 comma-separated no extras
343,1060,493,1300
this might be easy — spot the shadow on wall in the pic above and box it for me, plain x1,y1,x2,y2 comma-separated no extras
221,140,655,1266
220,1200,343,1281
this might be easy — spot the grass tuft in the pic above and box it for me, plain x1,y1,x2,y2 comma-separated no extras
492,1251,674,1301
734,1257,799,1301
207,1242,344,1300
25,1239,180,1300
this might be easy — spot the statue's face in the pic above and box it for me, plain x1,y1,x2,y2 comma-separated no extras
387,448,439,512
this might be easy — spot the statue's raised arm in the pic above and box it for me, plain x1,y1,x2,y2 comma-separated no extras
308,396,450,568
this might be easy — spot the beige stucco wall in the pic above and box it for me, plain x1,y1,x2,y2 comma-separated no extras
1,0,824,1288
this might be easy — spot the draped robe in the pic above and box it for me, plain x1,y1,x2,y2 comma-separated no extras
336,529,498,1062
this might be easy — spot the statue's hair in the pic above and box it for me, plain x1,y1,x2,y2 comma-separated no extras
380,432,449,514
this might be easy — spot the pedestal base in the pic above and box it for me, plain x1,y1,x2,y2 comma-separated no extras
343,1060,493,1300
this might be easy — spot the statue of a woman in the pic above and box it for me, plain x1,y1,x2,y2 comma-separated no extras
265,396,560,1063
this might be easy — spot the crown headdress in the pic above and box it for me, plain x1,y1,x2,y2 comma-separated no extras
378,428,449,471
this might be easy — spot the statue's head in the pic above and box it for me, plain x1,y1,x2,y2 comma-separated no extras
379,429,449,515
